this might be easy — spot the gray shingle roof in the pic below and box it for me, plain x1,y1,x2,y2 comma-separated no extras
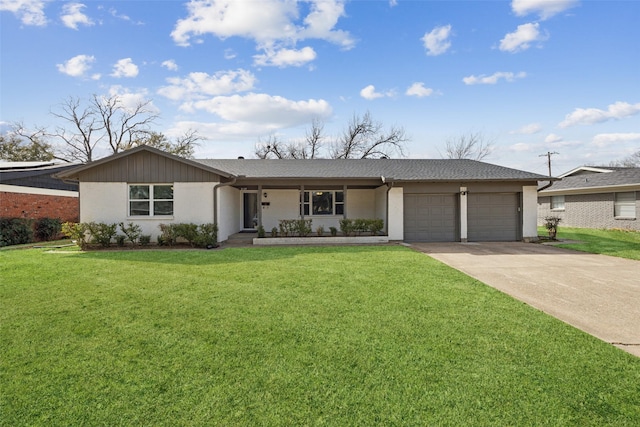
541,167,640,191
194,158,549,181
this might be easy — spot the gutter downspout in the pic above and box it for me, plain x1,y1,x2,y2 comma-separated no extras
383,176,394,237
537,180,554,192
213,176,238,228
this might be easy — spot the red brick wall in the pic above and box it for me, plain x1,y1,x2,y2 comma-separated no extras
1,192,79,222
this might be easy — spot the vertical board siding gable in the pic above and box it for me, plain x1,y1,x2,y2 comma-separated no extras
76,151,221,182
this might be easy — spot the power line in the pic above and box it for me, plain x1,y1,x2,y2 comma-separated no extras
539,151,559,176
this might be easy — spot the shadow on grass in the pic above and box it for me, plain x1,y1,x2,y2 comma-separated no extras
68,244,411,266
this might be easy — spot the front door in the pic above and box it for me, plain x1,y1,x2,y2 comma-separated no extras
243,192,258,230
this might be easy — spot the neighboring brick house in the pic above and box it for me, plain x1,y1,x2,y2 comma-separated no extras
538,166,640,230
0,162,80,222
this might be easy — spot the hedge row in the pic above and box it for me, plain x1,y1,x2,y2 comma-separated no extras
0,217,62,247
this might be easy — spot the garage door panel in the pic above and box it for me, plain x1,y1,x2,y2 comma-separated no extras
468,193,519,241
404,194,457,242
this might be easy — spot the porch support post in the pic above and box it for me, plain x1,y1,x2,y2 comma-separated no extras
460,186,468,243
343,184,348,219
300,185,305,219
257,184,263,228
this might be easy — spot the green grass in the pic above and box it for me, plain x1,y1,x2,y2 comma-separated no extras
2,246,639,426
541,227,640,260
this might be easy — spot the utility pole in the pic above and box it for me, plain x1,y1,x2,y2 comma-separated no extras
539,151,559,176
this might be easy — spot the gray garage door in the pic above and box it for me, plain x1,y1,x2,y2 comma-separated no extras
467,193,519,241
404,194,457,242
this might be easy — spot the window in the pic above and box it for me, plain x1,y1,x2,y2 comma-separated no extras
301,190,344,216
551,195,565,211
614,192,636,218
129,184,173,216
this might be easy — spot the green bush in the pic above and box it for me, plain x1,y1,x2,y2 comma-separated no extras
316,225,325,236
294,219,313,237
0,218,34,247
279,220,295,237
61,222,89,248
158,223,178,246
257,225,266,238
173,223,199,246
194,223,218,248
119,222,142,245
271,227,278,237
139,235,151,246
339,219,354,236
35,218,62,241
116,235,126,247
86,222,118,247
329,226,338,237
368,219,384,235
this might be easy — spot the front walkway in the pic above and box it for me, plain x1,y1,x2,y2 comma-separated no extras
409,242,640,357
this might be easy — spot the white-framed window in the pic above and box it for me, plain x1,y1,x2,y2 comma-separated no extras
301,190,344,216
614,192,636,218
129,184,174,217
551,195,565,211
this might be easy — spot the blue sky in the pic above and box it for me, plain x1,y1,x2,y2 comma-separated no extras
1,0,639,175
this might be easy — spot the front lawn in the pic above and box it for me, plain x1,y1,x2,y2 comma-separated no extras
542,227,640,260
1,246,639,425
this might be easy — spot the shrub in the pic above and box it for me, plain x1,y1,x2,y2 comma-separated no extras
158,223,178,246
86,222,118,247
316,225,325,236
173,223,199,246
257,225,266,238
339,219,354,236
329,226,338,237
119,222,142,245
294,219,313,237
0,218,34,247
368,219,384,235
35,218,62,241
194,223,218,248
271,227,278,238
544,216,562,240
279,220,295,237
353,219,368,235
116,235,126,247
139,235,151,246
61,222,89,248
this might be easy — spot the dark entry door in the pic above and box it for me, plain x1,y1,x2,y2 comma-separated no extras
243,193,258,229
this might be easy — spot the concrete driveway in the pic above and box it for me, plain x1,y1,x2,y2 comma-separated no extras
409,242,640,357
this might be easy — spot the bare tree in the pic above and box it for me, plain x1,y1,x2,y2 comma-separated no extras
51,94,158,162
608,150,640,167
442,132,494,161
133,130,202,159
254,112,408,159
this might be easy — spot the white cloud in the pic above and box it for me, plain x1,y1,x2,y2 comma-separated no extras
107,86,159,114
462,71,526,85
56,54,96,78
162,60,179,71
171,0,353,66
0,0,48,26
499,22,547,53
254,46,317,67
360,85,395,100
509,142,534,152
60,2,93,30
185,93,332,130
558,101,640,128
511,123,542,134
422,24,452,56
405,82,434,98
111,58,139,78
545,133,563,143
511,0,579,20
158,69,256,102
592,133,640,147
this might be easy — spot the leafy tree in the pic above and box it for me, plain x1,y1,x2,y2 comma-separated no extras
0,123,56,161
255,112,408,159
133,130,201,159
441,131,494,161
